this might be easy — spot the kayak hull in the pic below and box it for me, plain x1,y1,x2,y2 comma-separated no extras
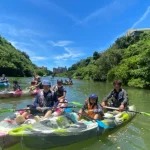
0,82,10,87
7,105,136,149
0,89,39,99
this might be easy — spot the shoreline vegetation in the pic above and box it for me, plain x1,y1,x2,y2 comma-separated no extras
57,31,150,89
0,36,52,77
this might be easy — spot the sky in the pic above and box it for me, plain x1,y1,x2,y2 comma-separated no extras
0,0,150,71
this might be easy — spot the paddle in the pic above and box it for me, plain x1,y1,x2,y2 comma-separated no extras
64,108,113,129
59,101,83,106
104,106,150,117
0,105,82,114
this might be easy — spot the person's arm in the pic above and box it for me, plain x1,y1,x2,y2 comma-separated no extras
51,85,55,91
103,90,113,102
82,102,88,111
93,104,103,113
58,87,66,100
121,90,128,105
19,85,22,91
33,94,40,107
53,92,59,107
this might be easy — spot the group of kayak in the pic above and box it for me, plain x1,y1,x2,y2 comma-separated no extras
0,78,136,149
0,75,42,98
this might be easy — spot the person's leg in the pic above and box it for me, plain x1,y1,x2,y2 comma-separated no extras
94,114,102,120
15,109,31,124
43,110,53,118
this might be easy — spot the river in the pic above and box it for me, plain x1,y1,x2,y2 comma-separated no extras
0,76,149,150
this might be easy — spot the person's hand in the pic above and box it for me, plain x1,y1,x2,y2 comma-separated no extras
36,107,42,111
119,104,124,111
85,99,88,103
52,106,57,111
101,101,106,108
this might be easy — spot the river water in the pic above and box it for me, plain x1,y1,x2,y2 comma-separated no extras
0,76,149,150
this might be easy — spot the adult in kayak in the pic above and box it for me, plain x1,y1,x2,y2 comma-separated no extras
15,80,58,124
77,93,103,121
0,74,8,83
101,80,128,111
12,81,22,91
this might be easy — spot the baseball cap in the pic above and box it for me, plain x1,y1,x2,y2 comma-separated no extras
42,80,51,86
89,93,98,99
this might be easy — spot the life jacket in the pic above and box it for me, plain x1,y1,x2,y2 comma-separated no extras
37,90,55,107
87,103,98,118
53,85,64,98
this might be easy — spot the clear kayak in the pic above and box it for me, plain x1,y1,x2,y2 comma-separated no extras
0,105,136,149
0,89,39,99
0,82,10,87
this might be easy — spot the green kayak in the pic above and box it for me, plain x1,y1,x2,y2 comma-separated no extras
6,105,136,149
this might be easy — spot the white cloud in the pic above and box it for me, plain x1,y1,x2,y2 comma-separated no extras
9,40,35,56
54,47,84,60
27,0,79,23
31,56,48,61
131,6,150,28
79,0,117,24
0,23,43,37
48,40,74,47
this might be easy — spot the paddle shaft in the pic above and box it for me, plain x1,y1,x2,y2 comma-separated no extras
104,106,145,114
0,105,80,114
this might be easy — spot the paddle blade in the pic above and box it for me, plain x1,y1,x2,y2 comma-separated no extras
64,108,72,113
71,102,82,106
141,112,150,116
0,109,14,114
96,120,114,129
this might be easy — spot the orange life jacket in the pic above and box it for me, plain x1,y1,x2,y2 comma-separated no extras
87,103,98,118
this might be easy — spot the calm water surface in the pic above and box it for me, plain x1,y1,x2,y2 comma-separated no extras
0,76,149,150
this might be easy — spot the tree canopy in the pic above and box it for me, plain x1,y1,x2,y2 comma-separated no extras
60,31,150,88
0,36,52,77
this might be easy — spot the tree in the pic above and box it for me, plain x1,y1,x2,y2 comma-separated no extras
93,51,99,60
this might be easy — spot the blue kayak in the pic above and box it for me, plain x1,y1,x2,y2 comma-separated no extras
0,82,10,87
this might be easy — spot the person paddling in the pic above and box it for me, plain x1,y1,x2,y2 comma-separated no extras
101,80,128,111
15,80,58,124
77,93,103,121
12,81,22,91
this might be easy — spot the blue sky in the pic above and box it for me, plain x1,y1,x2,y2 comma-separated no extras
0,0,150,71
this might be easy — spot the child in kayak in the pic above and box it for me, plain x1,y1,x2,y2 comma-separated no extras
13,81,22,91
29,75,43,91
51,79,68,117
77,93,103,121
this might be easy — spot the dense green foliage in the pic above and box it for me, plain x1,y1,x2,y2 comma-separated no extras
0,36,52,77
63,31,150,88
